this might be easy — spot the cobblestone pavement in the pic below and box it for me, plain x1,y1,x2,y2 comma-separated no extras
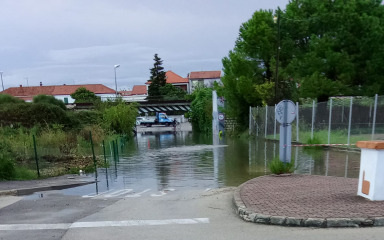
234,174,384,227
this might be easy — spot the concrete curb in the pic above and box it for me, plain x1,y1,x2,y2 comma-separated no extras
233,181,383,228
0,181,95,196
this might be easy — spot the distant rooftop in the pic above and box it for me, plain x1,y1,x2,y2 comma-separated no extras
1,83,115,97
189,71,221,79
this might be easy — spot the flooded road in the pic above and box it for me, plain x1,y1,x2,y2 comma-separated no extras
63,131,361,197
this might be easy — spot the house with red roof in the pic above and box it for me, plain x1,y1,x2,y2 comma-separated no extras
145,71,189,93
119,85,148,102
188,71,221,92
1,82,116,103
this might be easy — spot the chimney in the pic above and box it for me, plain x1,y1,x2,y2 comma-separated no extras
63,84,66,86
19,85,22,88
40,82,42,86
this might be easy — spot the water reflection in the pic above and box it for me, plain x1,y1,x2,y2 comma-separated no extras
63,131,361,196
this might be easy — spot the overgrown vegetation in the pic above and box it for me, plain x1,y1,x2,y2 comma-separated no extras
0,92,137,180
186,87,213,133
269,158,295,175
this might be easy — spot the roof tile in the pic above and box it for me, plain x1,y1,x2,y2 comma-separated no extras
189,71,221,79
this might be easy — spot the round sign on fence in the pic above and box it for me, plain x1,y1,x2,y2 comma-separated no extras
275,100,296,124
218,113,225,121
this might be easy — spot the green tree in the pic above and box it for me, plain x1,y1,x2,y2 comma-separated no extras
33,95,66,110
147,54,166,100
221,0,384,129
187,87,213,133
160,84,186,100
70,87,101,103
102,102,138,135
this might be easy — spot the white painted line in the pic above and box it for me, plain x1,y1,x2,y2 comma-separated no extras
0,223,71,231
204,188,212,192
103,189,133,198
82,189,116,198
151,191,166,197
0,218,209,231
125,189,151,198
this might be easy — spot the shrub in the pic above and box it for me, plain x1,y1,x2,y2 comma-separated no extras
187,87,213,133
103,102,137,135
269,158,295,175
0,102,70,127
0,156,15,180
33,95,66,110
72,111,103,126
0,94,24,104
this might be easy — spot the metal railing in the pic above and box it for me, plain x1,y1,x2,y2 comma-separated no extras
250,94,384,145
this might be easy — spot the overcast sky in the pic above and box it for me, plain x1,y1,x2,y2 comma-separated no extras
0,0,289,91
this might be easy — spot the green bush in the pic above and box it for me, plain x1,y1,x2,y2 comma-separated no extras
0,141,16,180
187,87,213,133
0,94,24,104
33,95,66,110
103,102,137,134
72,111,103,126
269,158,295,175
0,102,70,127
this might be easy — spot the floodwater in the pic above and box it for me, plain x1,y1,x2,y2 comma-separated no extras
63,131,361,196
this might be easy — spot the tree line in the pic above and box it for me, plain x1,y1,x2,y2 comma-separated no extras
218,0,384,129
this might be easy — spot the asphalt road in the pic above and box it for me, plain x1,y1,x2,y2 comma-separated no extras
1,187,384,240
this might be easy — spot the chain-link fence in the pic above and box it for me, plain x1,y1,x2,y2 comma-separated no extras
250,94,384,145
0,129,126,179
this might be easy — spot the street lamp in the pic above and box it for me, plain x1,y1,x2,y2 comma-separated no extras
0,71,4,92
114,64,120,97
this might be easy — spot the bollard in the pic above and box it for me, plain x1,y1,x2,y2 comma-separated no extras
356,140,384,200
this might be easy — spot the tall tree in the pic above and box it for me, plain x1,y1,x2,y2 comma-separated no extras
147,54,166,100
220,0,384,129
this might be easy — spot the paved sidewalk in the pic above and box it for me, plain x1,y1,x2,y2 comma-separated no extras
234,174,384,228
0,174,95,196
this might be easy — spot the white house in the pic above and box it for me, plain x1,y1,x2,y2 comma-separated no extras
120,85,148,102
188,71,222,92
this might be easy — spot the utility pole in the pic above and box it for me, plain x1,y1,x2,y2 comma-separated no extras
0,71,4,91
274,8,281,104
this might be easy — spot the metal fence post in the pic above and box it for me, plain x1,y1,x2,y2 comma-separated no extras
274,104,277,139
256,106,259,137
372,94,378,140
311,100,315,139
265,106,268,138
328,98,333,145
89,132,97,178
249,106,252,136
32,135,40,178
296,102,299,142
102,140,107,166
347,97,353,146
115,139,119,162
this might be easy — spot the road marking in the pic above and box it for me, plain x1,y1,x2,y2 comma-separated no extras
150,188,176,197
125,189,151,198
82,189,116,198
0,218,209,231
103,189,133,198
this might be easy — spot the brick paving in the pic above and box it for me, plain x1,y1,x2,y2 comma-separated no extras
234,174,384,227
